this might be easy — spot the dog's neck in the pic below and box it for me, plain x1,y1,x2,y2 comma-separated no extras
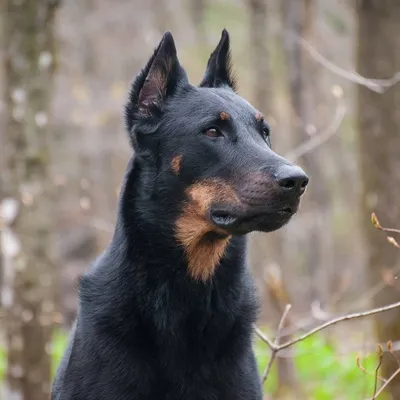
78,158,251,337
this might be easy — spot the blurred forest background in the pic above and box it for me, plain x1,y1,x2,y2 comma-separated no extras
1,0,400,399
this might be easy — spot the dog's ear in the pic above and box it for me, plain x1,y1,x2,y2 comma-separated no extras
199,29,236,91
125,32,187,133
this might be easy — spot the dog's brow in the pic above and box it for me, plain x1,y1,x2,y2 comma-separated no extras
255,112,264,122
219,111,230,121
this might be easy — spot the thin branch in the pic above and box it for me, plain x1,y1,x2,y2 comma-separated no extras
372,346,384,399
368,367,400,400
372,213,400,235
278,301,400,351
275,304,292,342
284,101,346,162
255,327,275,349
261,304,292,383
356,356,386,384
261,350,277,384
256,301,400,353
298,37,400,94
387,236,400,249
383,227,400,234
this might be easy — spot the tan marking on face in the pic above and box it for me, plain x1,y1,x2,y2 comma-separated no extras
171,155,182,175
255,112,263,121
220,111,230,121
175,180,239,281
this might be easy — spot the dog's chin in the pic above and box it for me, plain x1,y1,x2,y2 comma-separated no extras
209,208,296,236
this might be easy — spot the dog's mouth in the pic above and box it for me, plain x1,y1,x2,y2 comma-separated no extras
209,211,238,227
209,204,298,235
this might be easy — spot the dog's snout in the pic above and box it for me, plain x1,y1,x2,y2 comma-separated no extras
275,165,309,196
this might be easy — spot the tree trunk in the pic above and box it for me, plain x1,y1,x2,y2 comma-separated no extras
357,1,400,397
2,1,60,399
189,0,206,45
247,1,298,397
247,0,270,115
151,0,171,37
282,0,332,306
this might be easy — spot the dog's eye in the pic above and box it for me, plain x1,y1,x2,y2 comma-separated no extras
203,127,223,138
262,126,270,143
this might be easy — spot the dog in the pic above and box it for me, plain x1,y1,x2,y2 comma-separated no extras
52,29,308,400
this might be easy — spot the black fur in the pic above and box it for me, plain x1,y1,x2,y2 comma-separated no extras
199,29,236,91
52,30,308,400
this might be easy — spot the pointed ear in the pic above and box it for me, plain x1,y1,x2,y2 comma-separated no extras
199,29,236,91
125,32,187,132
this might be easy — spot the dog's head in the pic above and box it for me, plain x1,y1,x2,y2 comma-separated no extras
125,30,308,279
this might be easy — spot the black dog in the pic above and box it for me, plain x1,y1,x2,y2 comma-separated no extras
52,29,308,400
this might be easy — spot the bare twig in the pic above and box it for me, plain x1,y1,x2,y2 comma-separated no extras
281,38,400,166
275,304,292,342
356,356,386,384
371,213,400,235
372,345,384,398
368,367,400,400
284,101,346,162
255,327,274,349
256,301,400,395
255,215,400,396
256,301,400,353
387,236,400,249
298,37,400,93
260,304,292,383
277,301,400,351
261,349,277,384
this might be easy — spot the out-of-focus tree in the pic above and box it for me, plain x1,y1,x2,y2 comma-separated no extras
357,0,400,397
152,0,171,36
189,0,206,44
2,1,61,398
0,180,4,306
247,0,269,114
281,0,332,305
246,1,298,397
0,6,5,309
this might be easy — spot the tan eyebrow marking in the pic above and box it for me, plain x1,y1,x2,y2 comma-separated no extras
255,112,264,122
220,111,230,121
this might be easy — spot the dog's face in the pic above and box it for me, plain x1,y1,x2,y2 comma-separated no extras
125,31,308,278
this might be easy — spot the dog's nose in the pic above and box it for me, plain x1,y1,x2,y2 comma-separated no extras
275,165,309,196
